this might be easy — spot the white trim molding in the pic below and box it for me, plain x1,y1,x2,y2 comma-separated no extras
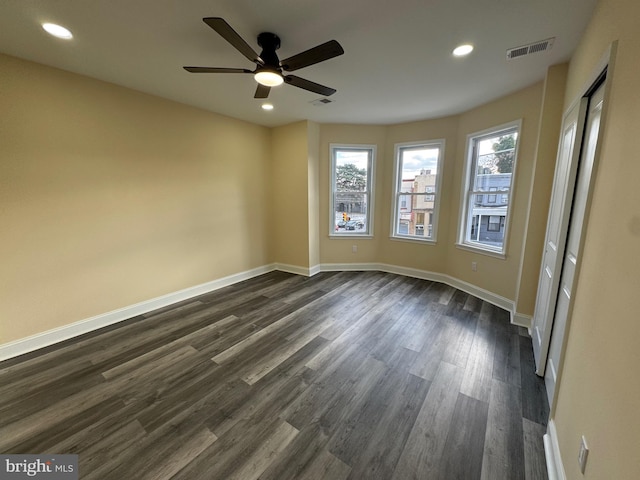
544,419,567,480
0,264,276,362
511,311,533,329
273,262,316,277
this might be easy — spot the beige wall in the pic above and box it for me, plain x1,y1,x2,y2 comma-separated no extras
307,122,321,269
270,120,321,270
270,121,312,269
549,0,640,478
0,53,271,344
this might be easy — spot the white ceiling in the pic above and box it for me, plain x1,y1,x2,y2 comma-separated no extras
0,0,598,127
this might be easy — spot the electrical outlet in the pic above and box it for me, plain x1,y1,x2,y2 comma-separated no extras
471,261,477,272
578,435,589,474
352,245,357,254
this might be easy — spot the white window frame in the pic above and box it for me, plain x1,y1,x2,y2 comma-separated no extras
329,144,376,237
391,139,445,243
457,120,521,257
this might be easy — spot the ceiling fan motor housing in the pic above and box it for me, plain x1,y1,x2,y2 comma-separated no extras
257,32,281,69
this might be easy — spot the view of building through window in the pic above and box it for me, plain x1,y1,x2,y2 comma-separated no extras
331,145,374,235
392,142,444,241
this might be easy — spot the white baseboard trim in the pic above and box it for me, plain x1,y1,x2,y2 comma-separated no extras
544,419,567,480
1,261,522,362
318,262,515,314
0,264,276,362
511,311,533,329
273,262,316,277
308,264,321,276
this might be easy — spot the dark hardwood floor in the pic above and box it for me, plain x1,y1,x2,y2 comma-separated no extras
0,271,549,479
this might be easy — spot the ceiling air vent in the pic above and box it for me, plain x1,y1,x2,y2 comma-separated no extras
310,98,333,106
507,37,555,60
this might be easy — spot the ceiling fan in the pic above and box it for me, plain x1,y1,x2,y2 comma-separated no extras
184,17,344,99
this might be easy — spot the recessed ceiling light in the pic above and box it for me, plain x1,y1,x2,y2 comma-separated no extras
42,23,73,39
261,103,274,111
453,44,474,57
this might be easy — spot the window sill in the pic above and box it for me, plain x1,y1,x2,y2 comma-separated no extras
390,235,437,245
455,242,507,259
329,233,374,239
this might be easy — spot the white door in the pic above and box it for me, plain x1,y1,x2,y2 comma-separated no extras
544,82,605,404
531,99,587,374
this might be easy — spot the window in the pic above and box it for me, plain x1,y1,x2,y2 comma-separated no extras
425,186,435,202
458,121,520,255
392,140,444,242
487,215,501,231
330,144,375,236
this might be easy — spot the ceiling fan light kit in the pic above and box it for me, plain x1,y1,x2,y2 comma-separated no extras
184,17,344,99
254,70,283,87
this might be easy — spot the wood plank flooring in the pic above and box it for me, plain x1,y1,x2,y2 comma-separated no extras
0,271,549,479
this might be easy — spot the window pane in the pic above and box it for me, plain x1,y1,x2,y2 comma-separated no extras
335,151,369,192
394,195,434,239
475,132,516,179
333,192,367,232
401,147,440,177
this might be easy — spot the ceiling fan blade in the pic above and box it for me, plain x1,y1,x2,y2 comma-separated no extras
284,75,337,96
254,84,271,99
183,67,253,73
203,17,263,65
280,40,344,72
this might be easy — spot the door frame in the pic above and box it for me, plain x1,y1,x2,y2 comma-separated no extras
544,79,606,407
531,42,616,385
